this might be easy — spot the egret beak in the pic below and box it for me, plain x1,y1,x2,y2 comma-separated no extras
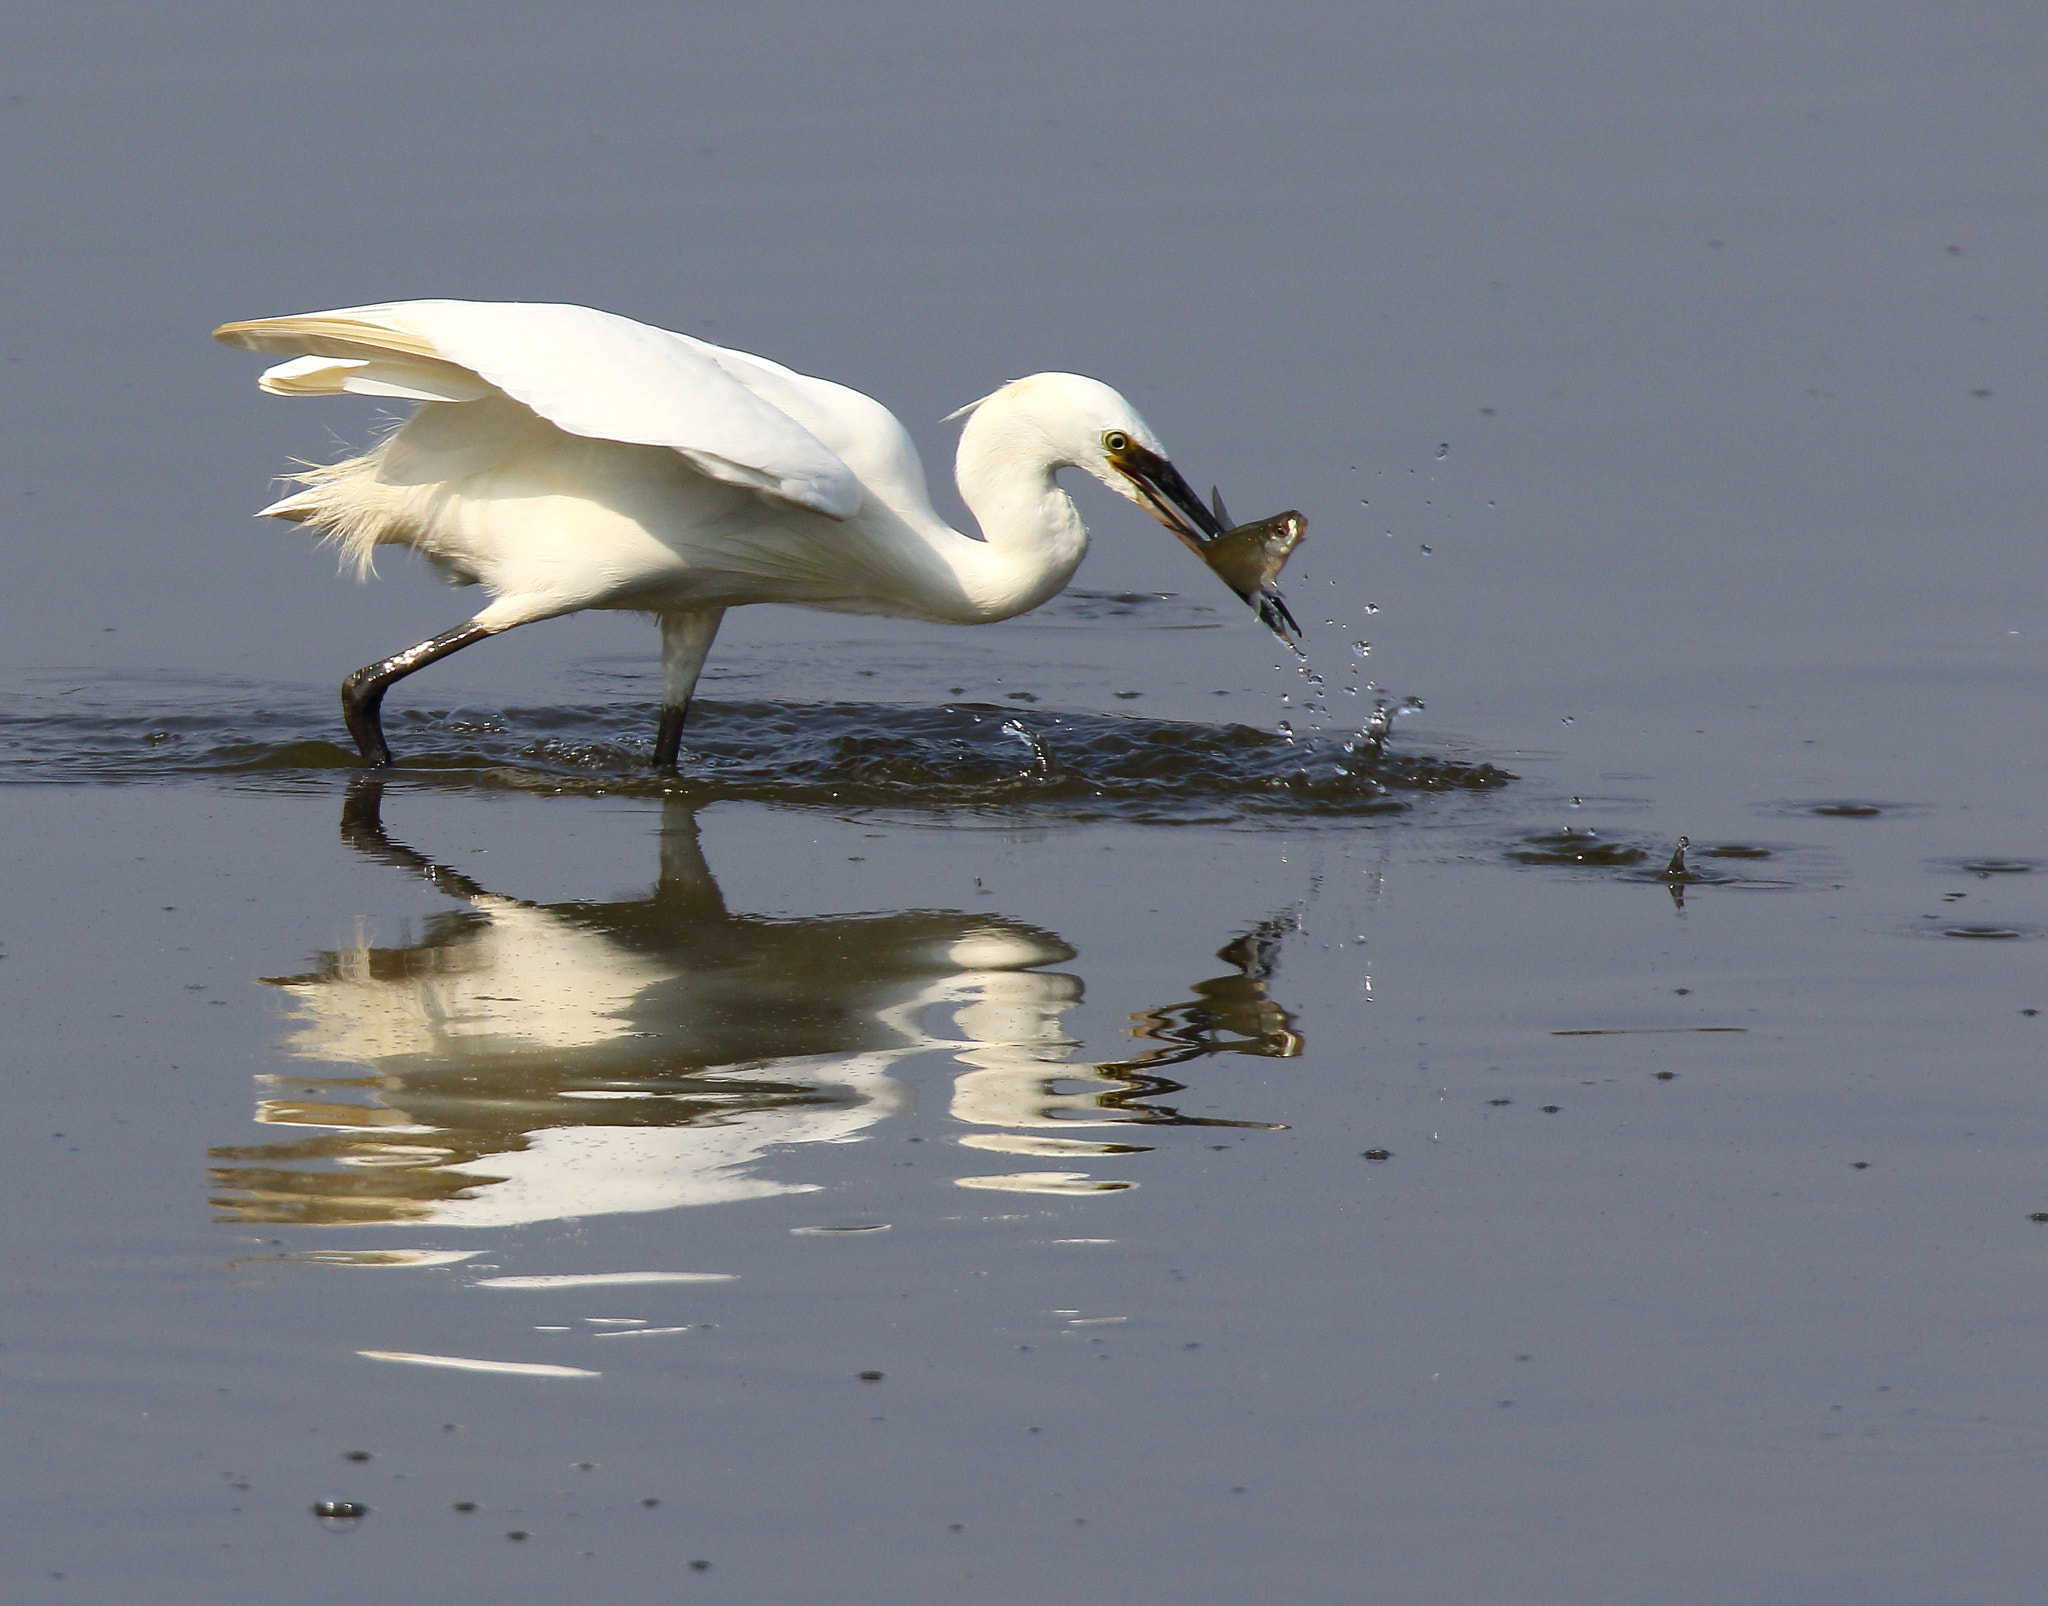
1112,443,1227,550
1111,444,1304,643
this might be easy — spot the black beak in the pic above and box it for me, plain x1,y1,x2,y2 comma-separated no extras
1114,444,1227,551
1113,445,1303,643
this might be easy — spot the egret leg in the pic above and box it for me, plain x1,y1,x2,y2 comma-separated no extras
340,621,498,767
653,609,725,772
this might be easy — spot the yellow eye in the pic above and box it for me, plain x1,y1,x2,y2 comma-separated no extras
1102,430,1132,454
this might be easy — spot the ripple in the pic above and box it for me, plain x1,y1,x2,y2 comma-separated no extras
1033,588,1208,624
1506,829,1650,867
1768,799,1927,821
0,678,1512,822
1507,831,1821,890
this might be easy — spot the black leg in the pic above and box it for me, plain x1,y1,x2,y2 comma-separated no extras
654,610,724,774
653,703,688,773
340,622,497,766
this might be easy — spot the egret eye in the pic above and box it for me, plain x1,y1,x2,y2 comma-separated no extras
1102,430,1131,455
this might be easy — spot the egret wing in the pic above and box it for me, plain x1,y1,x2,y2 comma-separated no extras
670,335,936,520
215,300,863,519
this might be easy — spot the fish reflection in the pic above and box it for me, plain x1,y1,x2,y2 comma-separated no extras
950,913,1302,1134
211,784,1299,1228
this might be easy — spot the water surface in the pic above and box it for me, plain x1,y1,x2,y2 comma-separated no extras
4,3,2046,1603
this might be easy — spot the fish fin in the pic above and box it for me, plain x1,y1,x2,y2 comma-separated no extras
1255,590,1302,643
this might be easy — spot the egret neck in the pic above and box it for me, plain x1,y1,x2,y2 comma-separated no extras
944,388,1093,622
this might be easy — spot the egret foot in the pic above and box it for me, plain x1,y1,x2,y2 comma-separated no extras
340,622,497,767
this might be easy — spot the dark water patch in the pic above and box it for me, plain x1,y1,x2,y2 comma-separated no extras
1507,829,1651,867
1508,830,1820,891
1551,1027,1748,1036
0,680,1511,821
1768,799,1929,821
1904,912,2041,941
1938,858,2039,878
1031,589,1222,626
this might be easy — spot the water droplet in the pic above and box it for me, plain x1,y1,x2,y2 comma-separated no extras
1362,602,1380,615
1560,716,1574,725
1350,641,1371,658
1435,444,1450,459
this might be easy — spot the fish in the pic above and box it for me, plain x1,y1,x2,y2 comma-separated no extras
1200,507,1306,640
1165,485,1304,641
1121,464,1306,642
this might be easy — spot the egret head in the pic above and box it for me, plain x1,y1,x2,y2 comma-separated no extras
952,372,1226,545
951,372,1301,641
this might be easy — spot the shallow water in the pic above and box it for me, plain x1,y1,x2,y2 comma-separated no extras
6,4,2048,1603
7,654,2045,1604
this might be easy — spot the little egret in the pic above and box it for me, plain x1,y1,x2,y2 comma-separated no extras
215,300,1299,769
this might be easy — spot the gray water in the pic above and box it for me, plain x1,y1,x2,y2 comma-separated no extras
3,4,2046,1602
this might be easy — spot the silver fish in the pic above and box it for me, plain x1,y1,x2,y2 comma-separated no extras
1198,507,1306,640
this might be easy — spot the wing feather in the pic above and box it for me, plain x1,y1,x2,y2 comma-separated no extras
215,300,863,519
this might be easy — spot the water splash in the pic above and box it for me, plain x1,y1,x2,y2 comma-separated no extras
0,677,1512,822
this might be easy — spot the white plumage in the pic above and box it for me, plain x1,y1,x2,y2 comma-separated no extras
215,298,1257,768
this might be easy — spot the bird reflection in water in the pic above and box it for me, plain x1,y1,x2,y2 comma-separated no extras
210,784,1299,1229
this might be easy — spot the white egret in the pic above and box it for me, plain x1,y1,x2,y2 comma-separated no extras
216,300,1299,769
